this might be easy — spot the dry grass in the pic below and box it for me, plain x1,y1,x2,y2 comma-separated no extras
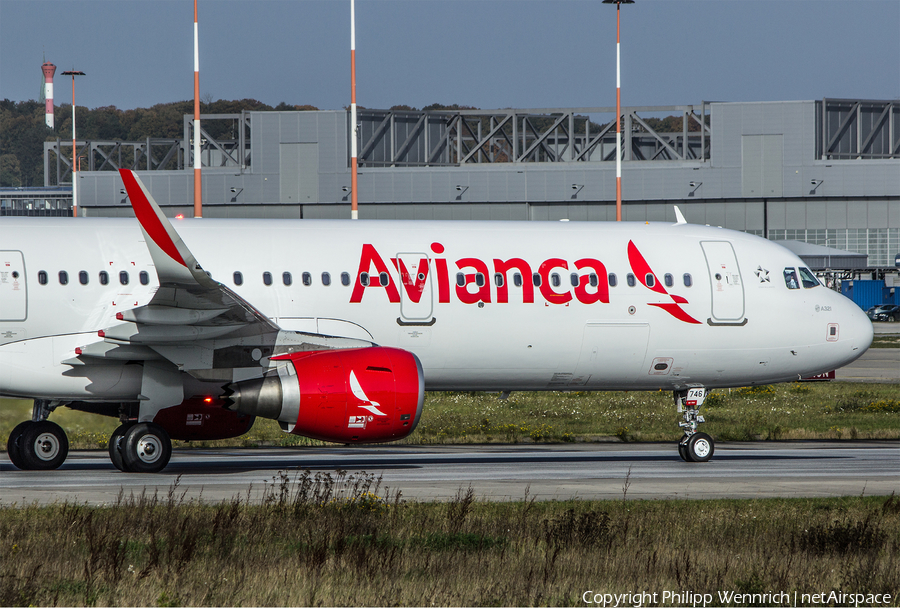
1,472,898,606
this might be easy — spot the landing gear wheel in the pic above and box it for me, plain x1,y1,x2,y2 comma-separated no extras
677,440,690,462
686,432,714,463
20,421,69,470
122,423,171,473
108,423,134,472
6,421,32,470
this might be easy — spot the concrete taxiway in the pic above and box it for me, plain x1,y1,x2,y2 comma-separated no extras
2,442,897,505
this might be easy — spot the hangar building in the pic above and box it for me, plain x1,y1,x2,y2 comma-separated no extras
46,98,900,268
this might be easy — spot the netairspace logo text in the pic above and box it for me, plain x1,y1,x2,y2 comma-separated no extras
581,590,893,607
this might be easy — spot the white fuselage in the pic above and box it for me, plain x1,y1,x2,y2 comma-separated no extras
0,217,873,401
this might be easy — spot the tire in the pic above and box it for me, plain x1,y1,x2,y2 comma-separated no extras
678,441,691,462
6,421,32,470
108,423,133,472
122,423,171,473
20,421,69,470
686,432,714,463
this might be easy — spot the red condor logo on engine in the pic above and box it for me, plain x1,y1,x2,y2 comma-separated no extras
349,241,700,324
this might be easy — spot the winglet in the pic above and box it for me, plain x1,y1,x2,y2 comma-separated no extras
119,169,215,288
673,205,688,225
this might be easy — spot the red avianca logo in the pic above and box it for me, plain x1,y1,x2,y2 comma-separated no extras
350,241,700,324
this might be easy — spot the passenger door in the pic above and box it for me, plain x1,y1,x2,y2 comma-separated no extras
701,241,745,323
0,251,27,322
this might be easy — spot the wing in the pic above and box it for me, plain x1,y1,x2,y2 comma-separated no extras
66,169,372,384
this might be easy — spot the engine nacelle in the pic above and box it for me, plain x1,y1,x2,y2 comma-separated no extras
225,346,425,443
152,397,255,441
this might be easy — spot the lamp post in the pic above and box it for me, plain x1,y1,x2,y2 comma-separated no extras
602,0,632,222
61,70,85,217
349,0,359,219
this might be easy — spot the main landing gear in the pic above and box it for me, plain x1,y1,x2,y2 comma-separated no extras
6,400,69,470
6,400,172,473
108,422,172,473
675,387,714,462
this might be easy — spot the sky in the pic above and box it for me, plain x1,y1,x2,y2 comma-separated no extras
0,0,898,112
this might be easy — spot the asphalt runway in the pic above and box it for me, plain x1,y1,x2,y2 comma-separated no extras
2,442,898,505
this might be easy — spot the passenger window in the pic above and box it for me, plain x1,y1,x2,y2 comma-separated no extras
494,273,504,287
59,271,69,285
233,271,243,286
38,271,48,285
683,273,693,287
139,271,150,285
475,273,485,287
532,273,542,287
79,271,89,285
99,271,109,285
379,271,389,286
799,267,819,289
664,273,674,288
283,272,292,286
456,272,465,287
322,272,331,286
513,273,523,287
551,273,561,287
609,273,618,287
570,273,579,287
783,268,799,290
590,274,598,287
341,272,350,286
626,273,636,287
263,272,273,286
645,273,655,288
302,272,312,286
360,272,370,287
119,271,129,285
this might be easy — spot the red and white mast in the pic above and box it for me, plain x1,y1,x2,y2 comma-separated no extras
41,62,56,129
350,0,359,220
193,0,203,218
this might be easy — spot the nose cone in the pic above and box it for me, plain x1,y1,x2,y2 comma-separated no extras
839,298,874,366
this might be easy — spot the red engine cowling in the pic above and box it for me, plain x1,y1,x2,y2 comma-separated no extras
226,346,425,443
152,397,255,441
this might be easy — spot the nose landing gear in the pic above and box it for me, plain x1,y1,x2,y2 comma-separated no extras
675,388,714,462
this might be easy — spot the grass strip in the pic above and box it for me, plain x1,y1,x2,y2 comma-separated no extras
2,382,899,451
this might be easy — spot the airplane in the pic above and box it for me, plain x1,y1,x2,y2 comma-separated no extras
1,169,873,472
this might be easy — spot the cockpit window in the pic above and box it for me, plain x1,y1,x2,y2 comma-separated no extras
798,267,819,288
783,268,800,290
